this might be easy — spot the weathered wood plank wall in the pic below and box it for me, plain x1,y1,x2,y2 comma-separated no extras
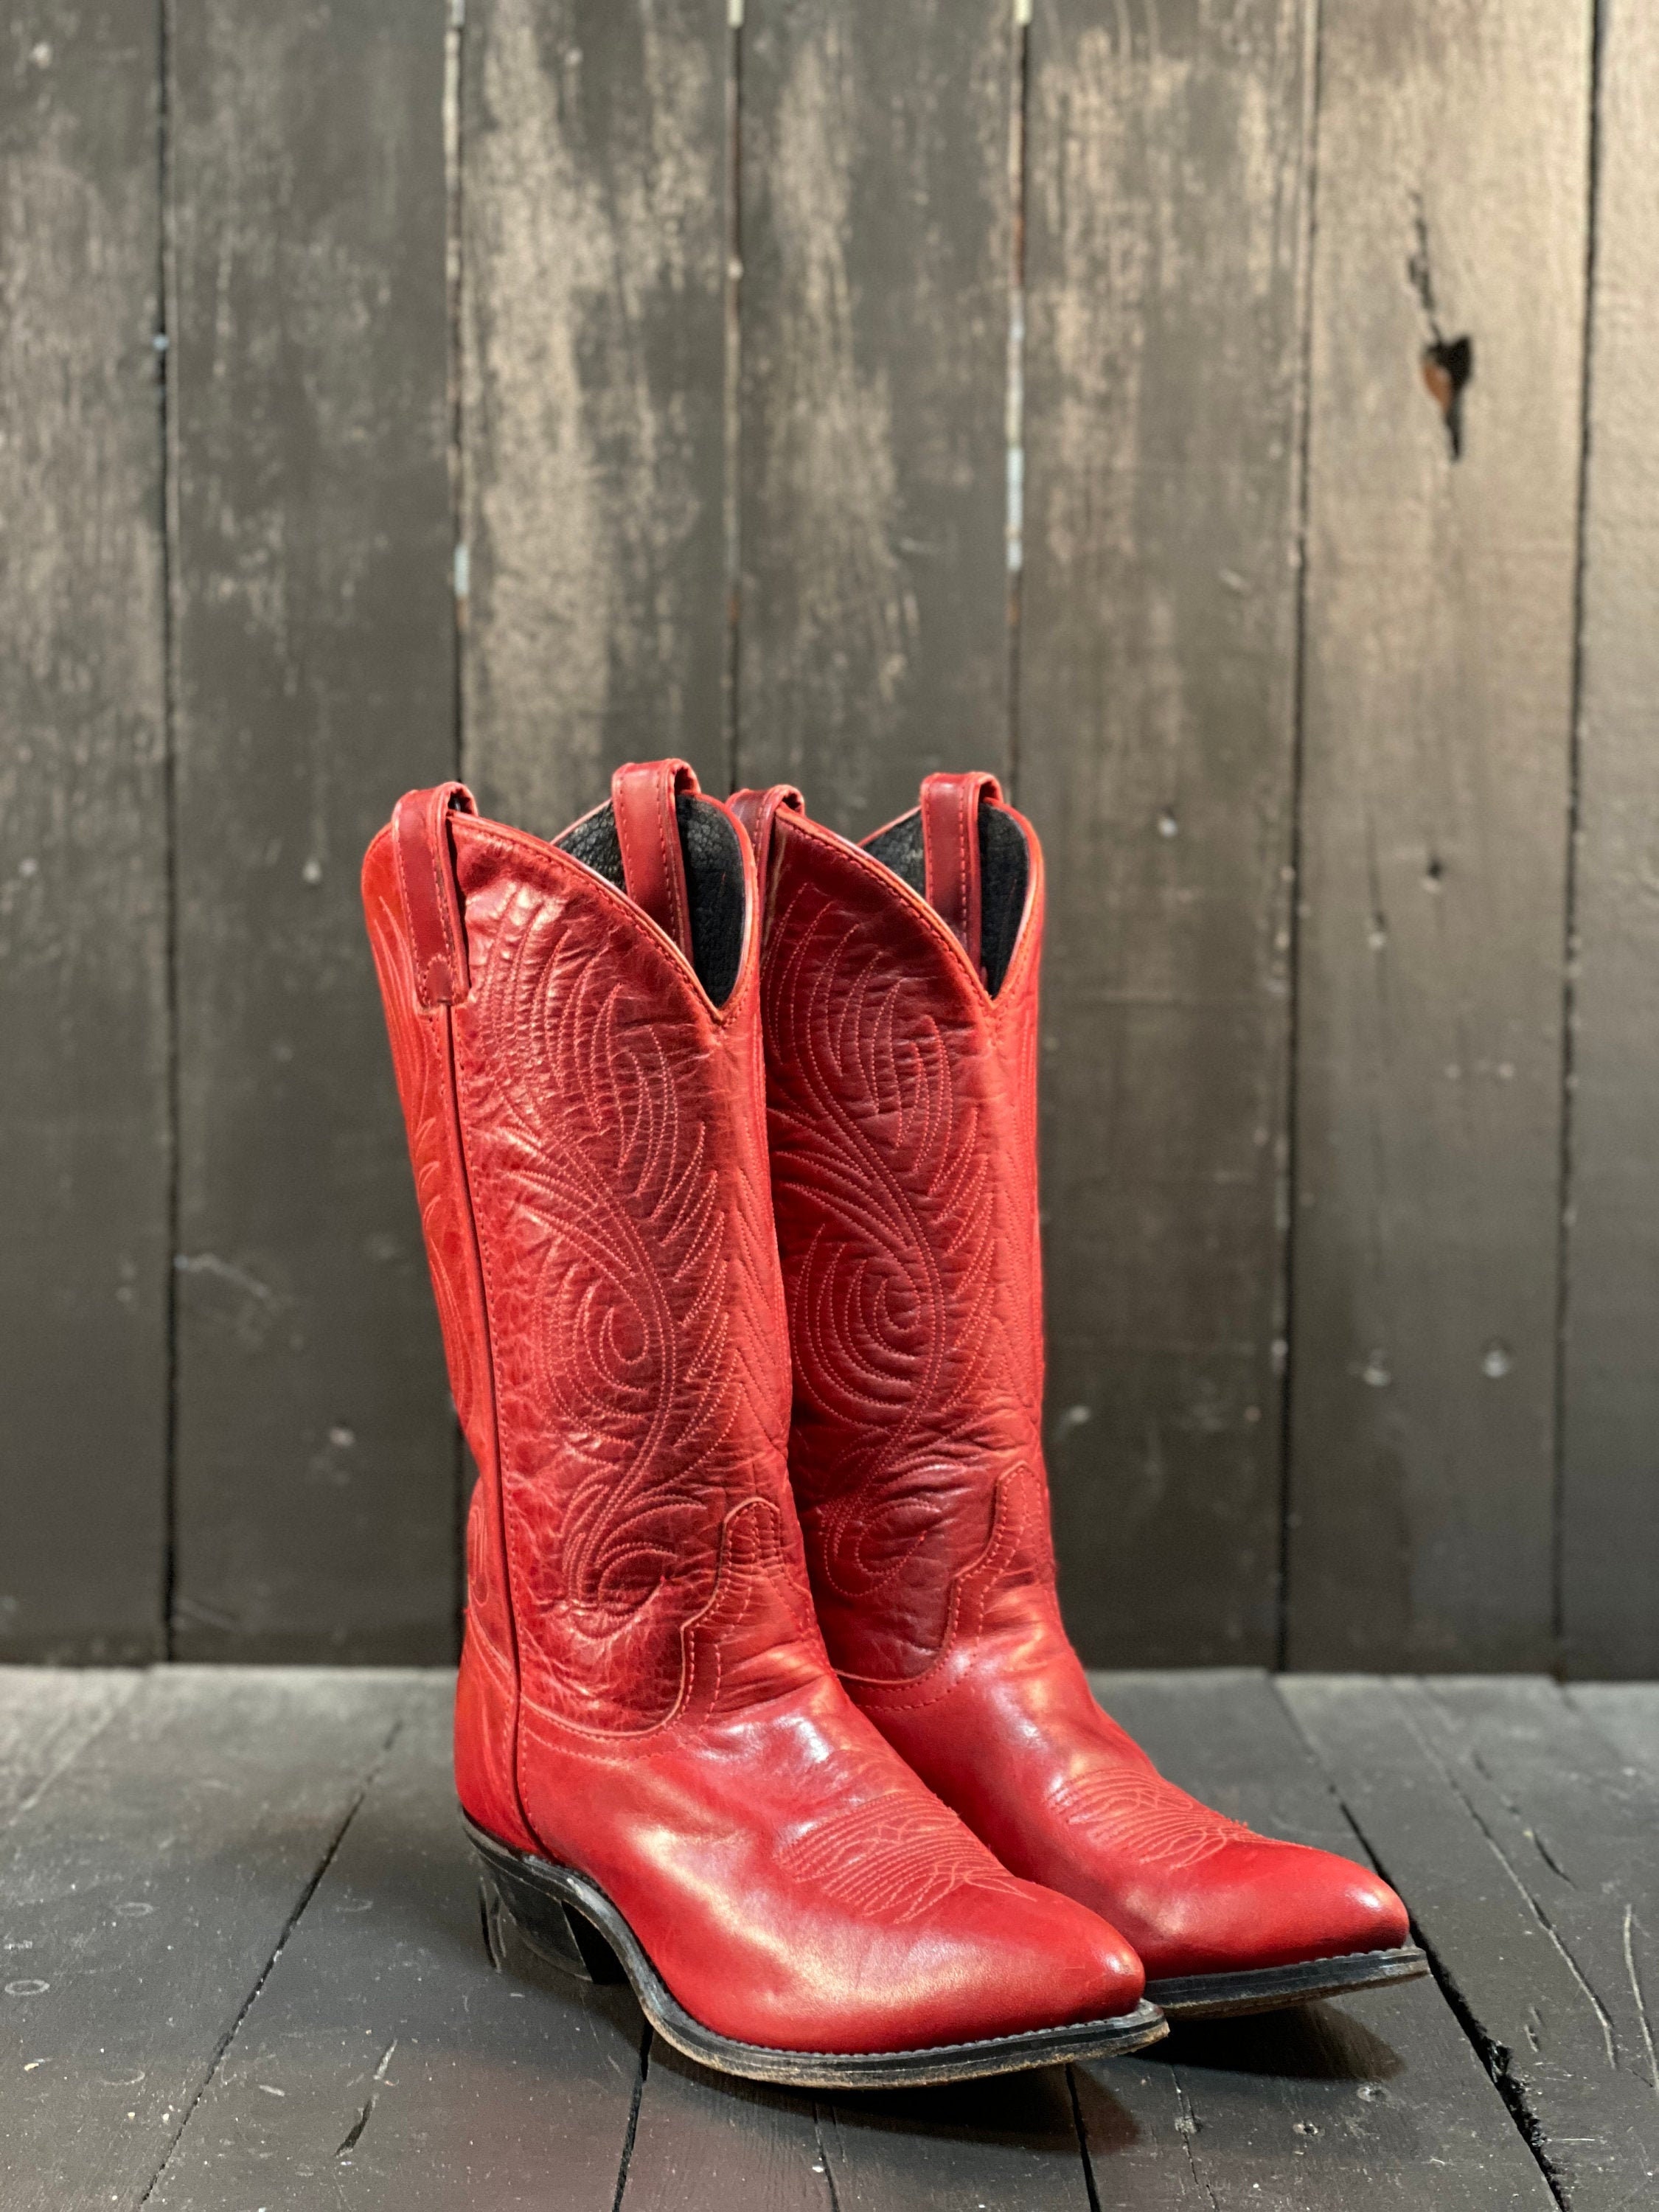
1286,0,1591,1670
0,0,1649,1674
0,4,171,1659
167,3,458,1662
1559,0,1659,1678
462,0,729,835
737,0,1014,827
1021,0,1313,1666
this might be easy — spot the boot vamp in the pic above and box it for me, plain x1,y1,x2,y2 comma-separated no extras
513,1671,1144,2053
858,1615,1411,1983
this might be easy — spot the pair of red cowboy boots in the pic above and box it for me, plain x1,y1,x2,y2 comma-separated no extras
363,759,1421,2090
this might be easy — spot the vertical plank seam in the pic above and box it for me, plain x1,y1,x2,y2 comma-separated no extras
1553,0,1607,1672
1004,0,1029,799
1276,0,1325,1672
811,2104,844,2212
445,0,469,1654
158,0,181,1662
1065,2062,1105,2212
1271,1678,1571,2208
723,1,744,793
608,2019,652,2212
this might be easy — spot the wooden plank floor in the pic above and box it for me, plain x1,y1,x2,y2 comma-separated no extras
5,1672,1655,2208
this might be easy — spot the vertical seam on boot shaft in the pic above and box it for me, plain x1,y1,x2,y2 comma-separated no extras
439,812,787,1775
437,995,532,1848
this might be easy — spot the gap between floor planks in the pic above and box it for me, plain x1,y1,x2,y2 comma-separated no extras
4,1669,1657,2210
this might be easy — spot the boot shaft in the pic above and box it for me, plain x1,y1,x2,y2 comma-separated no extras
750,774,1060,1685
364,767,819,1756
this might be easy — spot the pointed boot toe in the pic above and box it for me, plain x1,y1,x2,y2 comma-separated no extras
1133,1839,1420,2018
955,1879,1147,2040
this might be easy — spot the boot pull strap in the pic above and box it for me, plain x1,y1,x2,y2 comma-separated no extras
613,758,700,959
920,771,1002,977
393,781,477,1009
728,783,804,894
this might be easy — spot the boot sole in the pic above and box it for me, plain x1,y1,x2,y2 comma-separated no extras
465,1815,1168,2088
1147,1942,1429,2020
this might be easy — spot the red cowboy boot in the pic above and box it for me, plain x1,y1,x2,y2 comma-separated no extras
735,772,1425,2020
361,759,1161,2086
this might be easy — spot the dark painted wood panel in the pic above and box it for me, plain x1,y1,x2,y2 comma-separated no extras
147,1678,642,2212
1082,1672,1556,2211
1284,1674,1659,2207
169,2,458,1660
0,1668,414,2212
1559,0,1659,1677
0,1,170,1660
1020,0,1314,1666
462,0,729,833
1285,1,1591,1667
737,0,1012,829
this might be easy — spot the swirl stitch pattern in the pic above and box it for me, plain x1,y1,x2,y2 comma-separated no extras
453,841,801,1738
762,840,1048,1680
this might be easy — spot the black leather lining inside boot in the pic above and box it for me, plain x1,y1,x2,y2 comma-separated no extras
556,796,746,1006
863,803,1030,995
